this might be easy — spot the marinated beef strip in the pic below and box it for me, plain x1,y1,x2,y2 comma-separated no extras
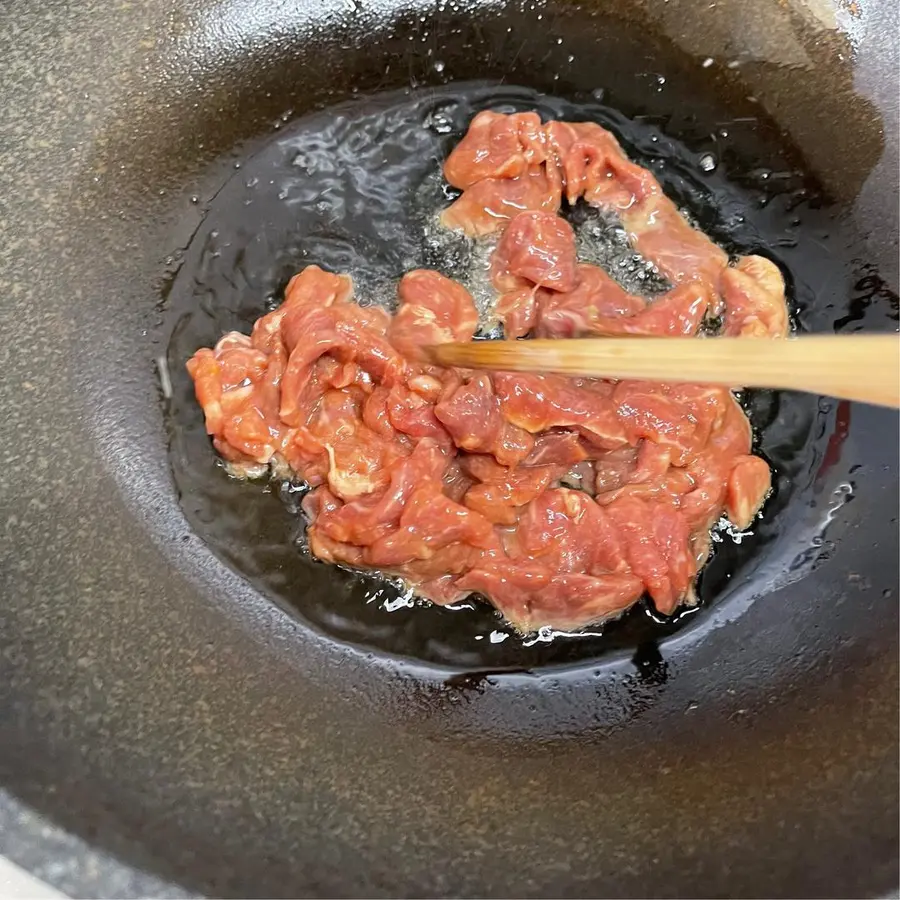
443,110,788,340
187,111,779,633
490,210,712,338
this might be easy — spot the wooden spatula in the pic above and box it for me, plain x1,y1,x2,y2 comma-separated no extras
429,335,900,408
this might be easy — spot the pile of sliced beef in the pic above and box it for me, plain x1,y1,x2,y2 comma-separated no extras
187,111,783,631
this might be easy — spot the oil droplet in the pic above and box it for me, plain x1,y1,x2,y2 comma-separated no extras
433,60,445,73
424,109,454,135
699,152,717,173
702,57,714,67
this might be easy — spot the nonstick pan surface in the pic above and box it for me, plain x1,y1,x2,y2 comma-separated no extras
0,0,897,897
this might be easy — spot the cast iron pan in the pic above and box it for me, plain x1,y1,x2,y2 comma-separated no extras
0,0,897,896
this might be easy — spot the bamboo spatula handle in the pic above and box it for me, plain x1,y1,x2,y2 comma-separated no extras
429,335,900,408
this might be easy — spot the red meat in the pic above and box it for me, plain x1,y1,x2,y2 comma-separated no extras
187,109,780,632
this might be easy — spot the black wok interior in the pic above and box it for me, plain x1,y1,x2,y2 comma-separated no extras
0,0,897,897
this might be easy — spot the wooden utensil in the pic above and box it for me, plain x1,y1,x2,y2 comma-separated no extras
428,335,900,408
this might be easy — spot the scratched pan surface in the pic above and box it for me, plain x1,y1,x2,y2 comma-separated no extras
0,0,897,897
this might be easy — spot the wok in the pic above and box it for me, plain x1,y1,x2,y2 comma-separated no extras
0,0,897,896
